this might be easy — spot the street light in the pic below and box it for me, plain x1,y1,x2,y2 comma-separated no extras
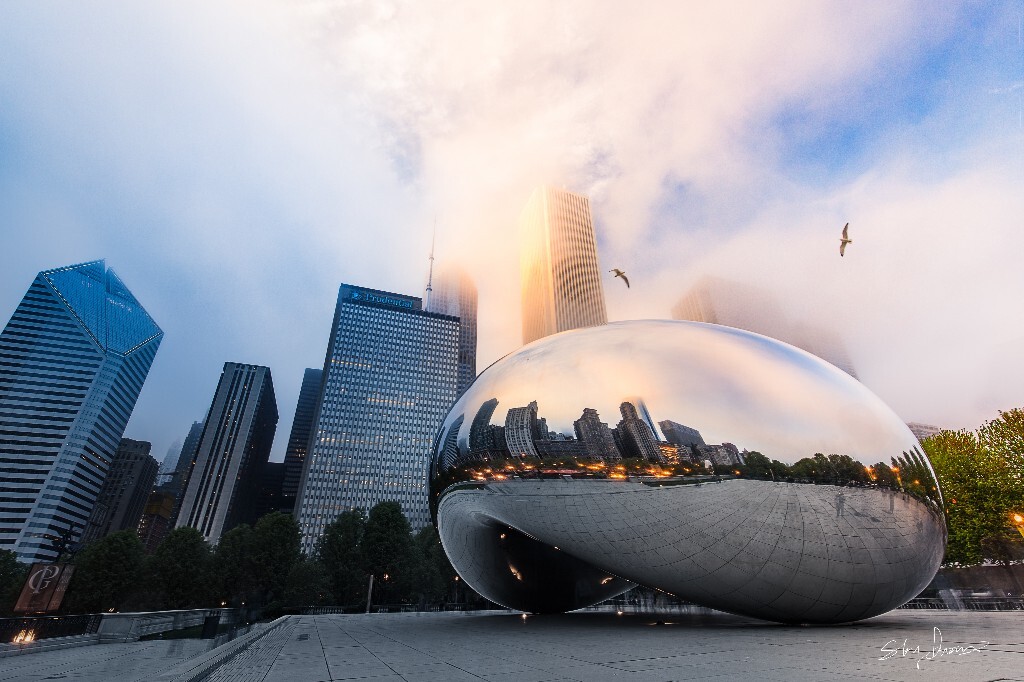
1011,512,1024,540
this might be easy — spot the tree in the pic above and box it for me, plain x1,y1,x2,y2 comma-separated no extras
64,531,145,613
360,502,414,604
248,512,301,607
148,527,213,609
0,549,29,616
316,508,367,605
924,424,1024,565
214,524,256,606
410,526,453,604
282,559,334,606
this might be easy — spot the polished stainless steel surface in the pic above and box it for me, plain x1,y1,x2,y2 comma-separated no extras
431,320,945,624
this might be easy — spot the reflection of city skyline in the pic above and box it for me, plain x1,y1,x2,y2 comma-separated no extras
442,397,746,471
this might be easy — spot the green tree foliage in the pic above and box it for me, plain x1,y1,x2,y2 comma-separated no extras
923,414,1024,566
212,513,302,608
148,527,213,609
360,502,414,603
0,549,29,616
316,508,367,605
411,526,454,604
248,512,301,607
214,524,256,606
282,559,334,606
65,530,145,613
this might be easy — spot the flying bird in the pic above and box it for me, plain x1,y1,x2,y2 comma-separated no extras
610,268,630,288
839,223,852,257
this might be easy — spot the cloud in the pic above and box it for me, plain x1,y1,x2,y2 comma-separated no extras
1,1,1020,459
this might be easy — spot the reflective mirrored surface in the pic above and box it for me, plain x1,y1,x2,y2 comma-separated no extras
431,321,945,623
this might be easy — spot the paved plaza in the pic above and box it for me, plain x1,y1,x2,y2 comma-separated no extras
1,609,1021,681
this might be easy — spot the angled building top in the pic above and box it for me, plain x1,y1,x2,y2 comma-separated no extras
41,260,162,354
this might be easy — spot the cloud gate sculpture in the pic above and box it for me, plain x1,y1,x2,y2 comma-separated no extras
430,321,945,624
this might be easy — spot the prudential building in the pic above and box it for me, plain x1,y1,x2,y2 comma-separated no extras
295,284,458,553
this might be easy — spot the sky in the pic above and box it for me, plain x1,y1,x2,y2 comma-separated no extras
1,1,1022,465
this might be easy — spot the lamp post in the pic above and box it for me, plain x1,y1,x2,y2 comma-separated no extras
1011,512,1024,540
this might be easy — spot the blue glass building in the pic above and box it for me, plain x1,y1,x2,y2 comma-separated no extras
295,284,458,553
0,261,162,562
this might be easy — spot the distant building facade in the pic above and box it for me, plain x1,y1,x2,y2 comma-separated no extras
176,363,278,544
426,266,478,397
907,422,942,442
0,260,162,562
295,284,458,553
137,490,176,553
281,368,322,511
82,438,159,543
672,276,857,379
520,187,608,345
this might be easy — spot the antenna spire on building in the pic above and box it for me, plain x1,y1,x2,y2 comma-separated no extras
425,218,436,310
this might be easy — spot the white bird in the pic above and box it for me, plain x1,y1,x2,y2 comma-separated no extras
609,268,630,288
839,223,852,257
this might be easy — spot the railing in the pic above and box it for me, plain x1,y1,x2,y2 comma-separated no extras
0,614,101,644
898,597,1024,611
283,602,505,616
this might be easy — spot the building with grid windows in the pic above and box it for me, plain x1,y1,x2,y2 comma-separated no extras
295,284,458,552
0,260,162,562
175,363,278,544
280,368,322,512
520,186,608,345
81,438,159,543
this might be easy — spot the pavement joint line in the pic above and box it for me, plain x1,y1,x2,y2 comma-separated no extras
339,618,492,680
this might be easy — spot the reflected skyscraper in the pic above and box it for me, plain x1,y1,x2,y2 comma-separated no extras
176,363,278,543
520,187,608,345
504,401,541,458
295,284,458,552
0,261,162,562
425,266,478,397
672,276,857,378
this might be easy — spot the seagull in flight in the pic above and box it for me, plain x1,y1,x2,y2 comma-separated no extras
839,223,852,257
610,268,630,288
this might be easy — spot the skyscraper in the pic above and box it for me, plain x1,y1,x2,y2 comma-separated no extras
175,363,278,544
519,186,608,345
280,368,322,511
295,284,458,552
81,438,159,543
0,261,162,562
425,266,478,397
672,276,858,378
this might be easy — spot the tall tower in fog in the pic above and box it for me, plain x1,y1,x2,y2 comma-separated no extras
672,276,858,379
519,187,607,345
0,260,162,562
426,266,478,397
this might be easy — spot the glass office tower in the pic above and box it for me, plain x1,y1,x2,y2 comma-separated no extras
0,261,162,562
175,363,278,544
520,186,608,345
281,367,323,511
295,284,458,553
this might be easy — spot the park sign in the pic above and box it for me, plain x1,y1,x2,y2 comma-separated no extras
14,563,75,613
